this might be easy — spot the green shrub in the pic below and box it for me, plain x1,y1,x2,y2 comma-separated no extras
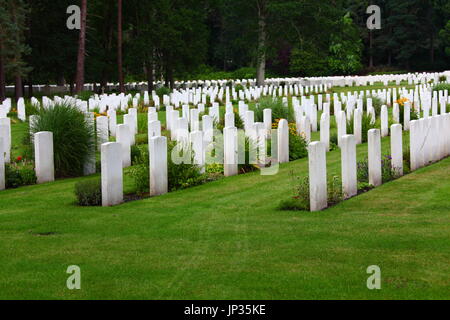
232,67,256,80
76,91,94,101
433,83,450,92
381,154,399,183
371,97,383,117
137,114,147,134
399,105,419,125
25,100,39,116
74,179,102,206
361,114,377,143
129,147,150,195
156,86,171,98
253,97,293,122
5,162,37,189
289,131,308,161
131,145,143,165
130,141,206,194
357,159,369,183
327,175,343,206
278,175,310,211
30,103,95,178
168,141,205,191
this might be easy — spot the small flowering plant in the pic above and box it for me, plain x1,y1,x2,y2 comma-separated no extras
396,97,409,107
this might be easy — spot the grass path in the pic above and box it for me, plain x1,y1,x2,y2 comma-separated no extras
0,132,449,299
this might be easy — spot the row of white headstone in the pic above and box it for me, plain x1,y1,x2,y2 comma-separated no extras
308,113,450,212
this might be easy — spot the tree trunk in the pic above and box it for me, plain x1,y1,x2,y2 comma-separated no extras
117,0,125,93
147,54,154,92
0,41,5,102
28,76,33,98
369,31,374,69
75,0,88,94
15,75,23,101
256,1,266,87
430,34,435,65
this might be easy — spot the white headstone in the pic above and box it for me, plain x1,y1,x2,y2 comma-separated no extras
116,124,132,168
341,135,357,199
390,124,403,176
308,141,327,212
101,142,123,206
149,136,168,196
368,129,382,187
34,131,55,184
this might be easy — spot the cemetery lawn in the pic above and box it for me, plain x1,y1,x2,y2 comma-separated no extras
1,135,449,300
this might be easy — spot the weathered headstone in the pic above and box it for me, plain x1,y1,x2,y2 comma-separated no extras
34,131,55,184
149,136,168,196
368,129,382,186
308,141,327,212
224,127,238,176
278,119,289,163
116,124,132,168
341,135,357,199
390,124,403,176
101,142,123,206
0,137,4,190
0,117,11,163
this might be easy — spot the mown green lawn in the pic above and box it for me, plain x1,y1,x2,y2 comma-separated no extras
1,121,449,299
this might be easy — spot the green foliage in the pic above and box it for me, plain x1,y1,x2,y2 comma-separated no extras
155,86,171,98
371,97,383,117
439,20,450,57
253,97,293,122
30,103,95,178
74,179,102,206
289,131,308,161
278,174,310,211
76,91,94,101
433,84,450,92
361,114,377,143
5,161,37,189
289,45,329,77
328,13,362,75
327,175,343,206
129,147,150,195
130,141,206,194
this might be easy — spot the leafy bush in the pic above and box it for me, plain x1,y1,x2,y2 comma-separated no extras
129,147,150,195
327,175,343,206
232,67,256,80
76,91,94,101
433,83,450,92
381,154,399,183
74,179,102,206
371,97,383,117
357,159,369,183
5,162,37,188
155,86,171,98
289,130,308,161
30,103,95,178
253,97,293,122
130,141,206,194
361,113,378,143
131,145,143,165
399,105,419,126
278,175,310,211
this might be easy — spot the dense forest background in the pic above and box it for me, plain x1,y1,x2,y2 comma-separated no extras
1,0,450,99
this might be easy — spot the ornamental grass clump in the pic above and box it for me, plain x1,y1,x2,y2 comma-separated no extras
30,103,95,178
